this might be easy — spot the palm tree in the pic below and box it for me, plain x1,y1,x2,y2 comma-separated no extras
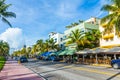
79,20,84,23
85,30,101,48
48,38,56,50
101,0,120,36
31,45,37,55
71,22,79,26
0,0,16,27
66,25,72,29
21,47,26,56
12,50,21,57
26,47,31,58
36,39,44,52
66,22,79,29
67,29,90,50
41,40,48,52
0,40,9,56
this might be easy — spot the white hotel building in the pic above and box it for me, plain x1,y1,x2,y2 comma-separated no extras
49,17,120,49
49,17,100,48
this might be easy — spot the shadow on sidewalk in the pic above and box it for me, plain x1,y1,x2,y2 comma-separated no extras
106,72,120,80
0,73,42,80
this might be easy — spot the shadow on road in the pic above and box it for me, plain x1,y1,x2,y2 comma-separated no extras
25,60,73,68
40,66,73,74
106,72,120,80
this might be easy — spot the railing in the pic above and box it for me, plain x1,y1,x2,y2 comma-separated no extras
102,33,114,39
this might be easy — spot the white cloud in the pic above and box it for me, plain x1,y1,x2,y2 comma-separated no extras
0,28,24,49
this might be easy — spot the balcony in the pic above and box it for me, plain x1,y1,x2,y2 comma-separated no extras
102,33,114,39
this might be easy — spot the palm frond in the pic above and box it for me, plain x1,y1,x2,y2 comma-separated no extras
111,0,120,7
115,15,120,33
0,0,5,6
101,4,118,12
2,12,16,18
2,17,12,27
1,4,12,11
100,13,117,24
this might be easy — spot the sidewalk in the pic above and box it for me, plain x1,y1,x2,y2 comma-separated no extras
0,59,44,80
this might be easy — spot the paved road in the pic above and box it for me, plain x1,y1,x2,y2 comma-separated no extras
23,59,120,80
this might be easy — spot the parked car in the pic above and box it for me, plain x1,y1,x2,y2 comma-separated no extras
111,59,120,69
19,56,28,63
13,57,19,61
36,56,42,60
51,57,63,61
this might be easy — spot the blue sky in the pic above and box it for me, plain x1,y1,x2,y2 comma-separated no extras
0,0,109,49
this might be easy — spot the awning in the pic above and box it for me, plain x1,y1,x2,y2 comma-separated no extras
106,47,120,53
76,51,87,54
89,48,107,54
56,50,63,55
76,48,108,54
41,52,52,57
76,48,90,54
41,52,47,56
58,50,68,56
49,52,56,56
45,52,52,56
66,50,76,55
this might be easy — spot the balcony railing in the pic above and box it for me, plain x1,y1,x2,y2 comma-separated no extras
102,33,114,39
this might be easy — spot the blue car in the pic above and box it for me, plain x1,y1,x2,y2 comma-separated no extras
19,56,28,63
111,59,120,69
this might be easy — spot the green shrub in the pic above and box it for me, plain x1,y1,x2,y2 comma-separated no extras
0,56,6,71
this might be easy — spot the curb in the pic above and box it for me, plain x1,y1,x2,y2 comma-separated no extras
23,65,47,80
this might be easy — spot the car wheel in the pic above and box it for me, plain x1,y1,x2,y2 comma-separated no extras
113,63,119,69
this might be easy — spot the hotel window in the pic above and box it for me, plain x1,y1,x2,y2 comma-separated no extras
91,21,94,24
61,44,63,48
60,38,63,41
64,36,66,39
54,38,57,42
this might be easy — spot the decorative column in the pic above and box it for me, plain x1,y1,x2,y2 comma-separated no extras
114,54,117,60
83,54,85,64
96,54,98,64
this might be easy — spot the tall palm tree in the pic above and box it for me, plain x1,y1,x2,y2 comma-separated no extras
67,29,90,50
48,38,56,50
31,45,37,55
0,40,9,56
42,40,49,52
36,39,44,52
0,0,16,27
101,0,120,36
26,47,31,57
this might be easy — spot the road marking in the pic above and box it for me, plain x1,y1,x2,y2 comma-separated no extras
64,65,120,77
64,65,73,68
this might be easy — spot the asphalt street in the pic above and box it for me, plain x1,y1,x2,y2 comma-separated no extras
23,59,120,80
